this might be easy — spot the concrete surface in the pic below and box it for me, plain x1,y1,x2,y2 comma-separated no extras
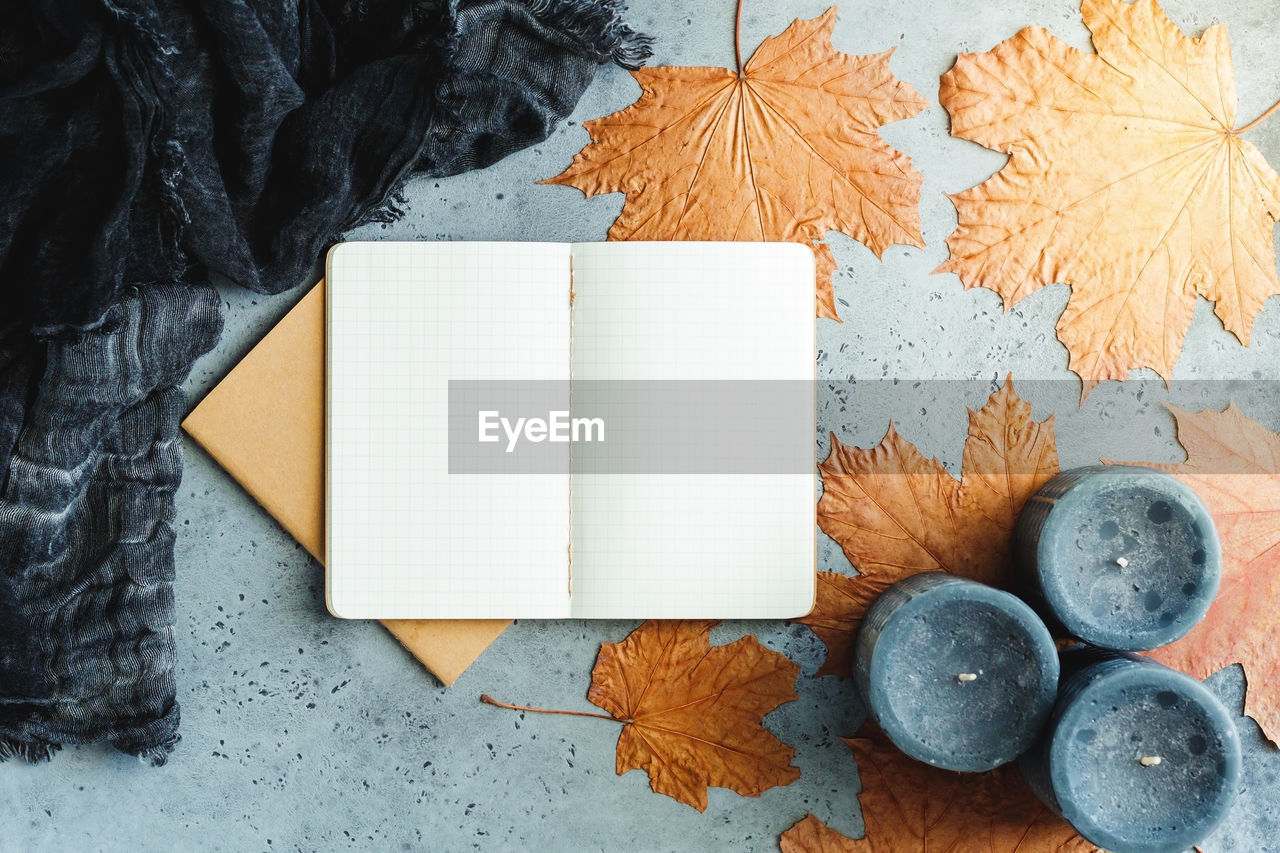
4,0,1280,850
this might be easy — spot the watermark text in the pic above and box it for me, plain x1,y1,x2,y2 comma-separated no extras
478,410,605,453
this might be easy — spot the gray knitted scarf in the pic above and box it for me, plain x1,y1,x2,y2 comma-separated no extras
0,0,649,764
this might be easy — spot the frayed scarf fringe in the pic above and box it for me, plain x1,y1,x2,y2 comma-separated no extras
124,731,181,767
0,732,179,766
356,190,411,227
0,736,62,764
521,0,654,70
356,0,652,225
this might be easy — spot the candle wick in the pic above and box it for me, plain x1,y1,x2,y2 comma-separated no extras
1116,556,1130,568
957,672,978,682
1139,755,1162,767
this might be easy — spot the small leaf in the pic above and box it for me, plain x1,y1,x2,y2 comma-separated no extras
587,620,801,811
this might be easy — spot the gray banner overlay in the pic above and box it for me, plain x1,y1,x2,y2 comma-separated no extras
449,380,815,474
447,379,1280,475
816,379,1280,475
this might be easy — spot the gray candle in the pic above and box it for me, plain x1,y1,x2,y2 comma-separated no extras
1014,465,1220,650
854,572,1059,772
1020,646,1241,853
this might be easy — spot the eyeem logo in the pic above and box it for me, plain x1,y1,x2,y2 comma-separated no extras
478,410,605,453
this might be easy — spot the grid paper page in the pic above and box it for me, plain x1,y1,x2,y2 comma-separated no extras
326,242,571,619
568,242,816,619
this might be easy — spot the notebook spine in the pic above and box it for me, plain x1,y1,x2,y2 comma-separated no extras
567,253,575,600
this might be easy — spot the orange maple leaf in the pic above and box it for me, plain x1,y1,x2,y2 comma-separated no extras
798,379,1058,675
588,620,801,810
938,0,1280,388
483,620,801,812
781,814,861,852
543,7,928,321
1122,404,1280,744
836,730,1099,852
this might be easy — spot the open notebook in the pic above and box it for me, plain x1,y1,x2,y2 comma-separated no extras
326,241,816,619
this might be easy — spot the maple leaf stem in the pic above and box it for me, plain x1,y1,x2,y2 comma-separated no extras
480,693,618,722
1235,95,1280,135
734,0,744,77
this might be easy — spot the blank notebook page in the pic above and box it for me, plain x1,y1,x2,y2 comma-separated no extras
568,242,816,619
326,242,572,619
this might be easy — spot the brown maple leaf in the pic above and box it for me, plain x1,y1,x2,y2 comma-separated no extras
543,7,928,321
482,620,801,811
938,0,1280,387
588,620,802,810
799,379,1057,675
840,729,1099,852
780,814,860,852
1124,404,1280,743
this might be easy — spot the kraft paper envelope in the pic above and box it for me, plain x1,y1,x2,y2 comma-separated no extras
182,283,509,685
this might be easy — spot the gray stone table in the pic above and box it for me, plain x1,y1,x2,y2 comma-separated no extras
4,0,1280,850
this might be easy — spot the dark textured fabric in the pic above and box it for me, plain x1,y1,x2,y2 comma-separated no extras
0,0,649,764
0,287,222,763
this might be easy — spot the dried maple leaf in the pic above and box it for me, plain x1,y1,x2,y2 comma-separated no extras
588,620,801,810
938,0,1280,387
483,620,801,811
841,729,1099,852
799,379,1057,675
1129,404,1280,743
544,7,928,321
780,814,860,852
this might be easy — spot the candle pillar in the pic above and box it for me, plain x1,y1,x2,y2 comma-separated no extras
1014,465,1221,650
1020,646,1241,853
854,572,1059,772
